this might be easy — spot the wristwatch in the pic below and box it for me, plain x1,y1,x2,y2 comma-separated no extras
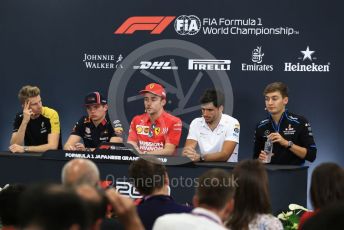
287,141,294,149
23,146,29,152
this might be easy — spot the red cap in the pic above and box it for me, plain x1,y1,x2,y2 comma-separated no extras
139,83,166,98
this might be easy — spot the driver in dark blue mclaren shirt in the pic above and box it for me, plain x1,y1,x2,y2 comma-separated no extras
253,82,317,165
64,92,123,151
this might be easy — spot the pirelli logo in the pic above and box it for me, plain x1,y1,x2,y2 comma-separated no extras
114,16,175,34
188,59,231,71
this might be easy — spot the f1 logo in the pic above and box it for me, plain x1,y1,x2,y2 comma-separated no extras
114,16,175,34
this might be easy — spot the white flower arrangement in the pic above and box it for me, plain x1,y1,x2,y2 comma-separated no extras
277,204,309,230
0,184,9,192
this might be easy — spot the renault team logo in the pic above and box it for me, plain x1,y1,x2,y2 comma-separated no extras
188,59,231,70
284,46,330,72
174,15,201,35
114,16,175,34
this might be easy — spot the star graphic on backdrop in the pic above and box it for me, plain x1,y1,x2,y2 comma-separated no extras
301,46,315,61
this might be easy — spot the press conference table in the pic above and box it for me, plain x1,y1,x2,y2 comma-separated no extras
0,150,308,214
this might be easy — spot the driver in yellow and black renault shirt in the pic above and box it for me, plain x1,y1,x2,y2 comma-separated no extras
9,85,62,153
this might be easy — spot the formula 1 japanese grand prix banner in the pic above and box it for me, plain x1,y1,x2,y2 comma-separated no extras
1,0,343,169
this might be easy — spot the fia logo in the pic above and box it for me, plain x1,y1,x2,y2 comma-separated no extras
174,15,201,35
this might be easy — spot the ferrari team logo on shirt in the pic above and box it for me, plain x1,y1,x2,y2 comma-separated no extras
136,125,162,137
154,127,161,135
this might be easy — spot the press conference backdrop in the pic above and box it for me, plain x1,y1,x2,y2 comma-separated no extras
1,0,343,204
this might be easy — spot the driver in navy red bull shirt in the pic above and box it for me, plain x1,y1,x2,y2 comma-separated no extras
64,92,123,151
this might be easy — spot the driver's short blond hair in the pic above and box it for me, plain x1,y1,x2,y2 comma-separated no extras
18,85,40,104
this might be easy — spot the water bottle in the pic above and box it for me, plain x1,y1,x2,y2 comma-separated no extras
263,138,273,163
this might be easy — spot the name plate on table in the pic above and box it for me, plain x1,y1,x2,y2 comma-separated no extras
42,143,193,166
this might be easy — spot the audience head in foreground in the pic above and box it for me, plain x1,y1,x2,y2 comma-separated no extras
298,162,344,229
226,159,283,230
61,158,100,187
129,156,192,230
18,184,91,230
153,168,235,230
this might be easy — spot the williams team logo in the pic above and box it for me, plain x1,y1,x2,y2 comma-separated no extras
283,124,296,135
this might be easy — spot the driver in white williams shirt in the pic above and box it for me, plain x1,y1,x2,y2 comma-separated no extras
183,89,240,162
